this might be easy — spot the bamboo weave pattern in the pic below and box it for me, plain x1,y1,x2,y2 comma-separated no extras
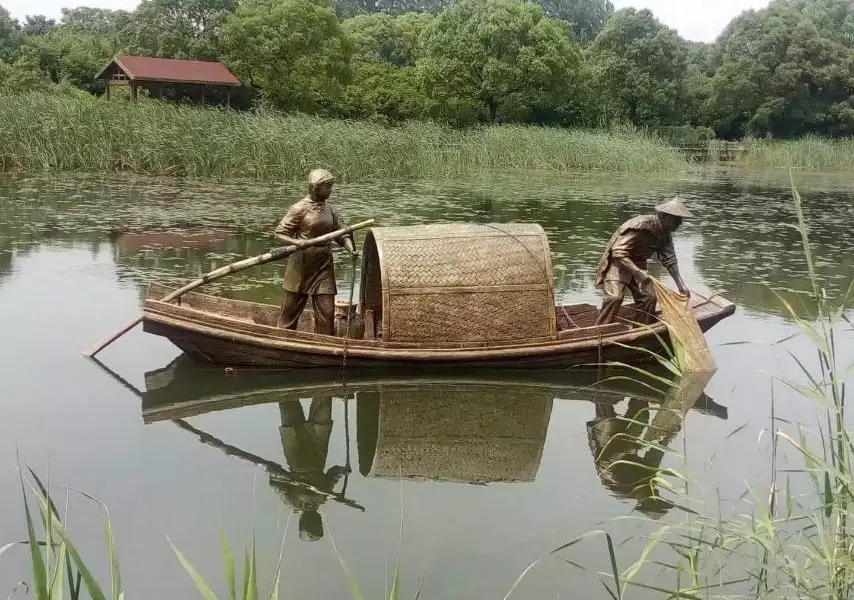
362,223,557,343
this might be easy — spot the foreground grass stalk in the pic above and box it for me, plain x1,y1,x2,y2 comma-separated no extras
7,459,124,600
168,515,290,600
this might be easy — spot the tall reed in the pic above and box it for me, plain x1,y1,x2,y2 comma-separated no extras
0,92,687,180
708,136,854,171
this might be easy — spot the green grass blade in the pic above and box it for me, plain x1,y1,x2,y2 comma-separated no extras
604,532,621,598
166,536,219,600
266,562,282,600
40,509,108,600
600,579,619,600
246,540,258,600
63,487,123,600
264,513,291,600
242,544,251,600
389,561,400,600
327,522,365,600
18,464,49,600
218,528,236,600
823,471,833,518
50,541,67,600
66,553,81,600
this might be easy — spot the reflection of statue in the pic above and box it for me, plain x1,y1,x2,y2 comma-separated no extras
587,373,720,517
587,398,673,517
271,397,350,541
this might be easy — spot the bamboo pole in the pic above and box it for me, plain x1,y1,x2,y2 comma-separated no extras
173,418,366,512
83,219,375,358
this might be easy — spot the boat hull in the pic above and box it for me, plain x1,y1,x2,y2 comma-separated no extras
141,284,735,370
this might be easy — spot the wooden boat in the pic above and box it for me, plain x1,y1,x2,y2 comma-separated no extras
142,223,736,369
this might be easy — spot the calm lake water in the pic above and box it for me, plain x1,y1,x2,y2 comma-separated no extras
1,167,853,599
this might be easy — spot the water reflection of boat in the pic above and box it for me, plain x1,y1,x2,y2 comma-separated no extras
142,356,727,492
129,355,729,526
140,354,728,425
141,223,735,369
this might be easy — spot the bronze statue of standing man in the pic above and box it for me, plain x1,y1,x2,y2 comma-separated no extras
594,196,694,326
275,169,358,335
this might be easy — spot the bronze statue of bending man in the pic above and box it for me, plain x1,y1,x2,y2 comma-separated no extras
594,196,694,326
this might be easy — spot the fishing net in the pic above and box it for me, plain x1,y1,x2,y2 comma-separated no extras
642,371,715,445
648,277,717,373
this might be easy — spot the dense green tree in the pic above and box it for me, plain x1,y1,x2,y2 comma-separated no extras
685,40,713,76
419,0,582,124
59,7,133,37
343,11,431,65
339,12,431,120
22,15,56,36
535,0,613,44
338,62,424,121
26,28,117,91
587,8,688,126
334,0,449,19
0,4,21,60
129,0,236,60
222,0,352,112
711,0,854,138
0,47,51,91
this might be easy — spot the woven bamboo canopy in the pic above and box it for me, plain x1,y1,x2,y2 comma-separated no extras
359,223,556,344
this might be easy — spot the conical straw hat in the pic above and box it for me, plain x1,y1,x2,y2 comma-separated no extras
655,195,694,218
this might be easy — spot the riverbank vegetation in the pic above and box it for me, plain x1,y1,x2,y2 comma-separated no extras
717,137,854,172
4,92,854,179
0,93,689,178
2,0,854,147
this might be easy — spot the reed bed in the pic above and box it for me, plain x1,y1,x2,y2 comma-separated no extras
0,92,687,180
709,136,854,170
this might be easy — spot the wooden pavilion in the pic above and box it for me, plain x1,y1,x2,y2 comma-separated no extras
95,54,241,106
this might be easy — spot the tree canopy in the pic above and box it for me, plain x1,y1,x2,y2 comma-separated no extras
1,0,854,137
0,5,21,60
419,0,581,123
221,0,352,112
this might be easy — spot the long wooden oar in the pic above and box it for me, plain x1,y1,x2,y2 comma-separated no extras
173,418,366,512
83,219,375,358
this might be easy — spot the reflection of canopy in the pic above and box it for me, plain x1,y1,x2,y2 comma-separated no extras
357,383,553,484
